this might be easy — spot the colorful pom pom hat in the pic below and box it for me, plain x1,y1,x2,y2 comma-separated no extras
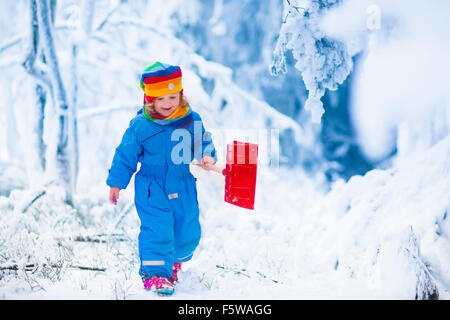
140,62,183,104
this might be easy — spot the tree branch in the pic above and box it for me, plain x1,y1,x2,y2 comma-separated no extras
114,202,135,230
36,0,74,204
95,0,125,31
64,233,130,243
77,103,139,121
216,264,281,284
0,34,25,55
22,0,53,97
0,263,106,272
22,190,46,213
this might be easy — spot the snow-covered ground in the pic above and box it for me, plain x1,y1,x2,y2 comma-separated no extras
1,135,449,299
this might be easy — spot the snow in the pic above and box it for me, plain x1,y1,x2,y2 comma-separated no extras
1,0,450,300
319,0,450,162
296,136,450,299
2,141,449,299
0,138,450,299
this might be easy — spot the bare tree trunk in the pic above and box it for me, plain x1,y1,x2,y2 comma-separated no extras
2,83,22,166
67,0,97,191
33,84,47,171
69,0,96,192
35,0,75,204
81,0,95,35
22,0,47,179
70,43,79,193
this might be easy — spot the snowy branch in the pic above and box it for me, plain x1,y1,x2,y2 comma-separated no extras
95,0,126,32
52,233,131,244
21,190,46,213
0,263,106,272
272,0,352,123
113,202,135,230
71,233,130,243
0,55,22,69
22,0,53,97
0,33,26,55
36,0,75,204
77,103,139,121
216,265,281,284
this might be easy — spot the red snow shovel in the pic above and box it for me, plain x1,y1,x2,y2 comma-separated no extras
195,141,258,210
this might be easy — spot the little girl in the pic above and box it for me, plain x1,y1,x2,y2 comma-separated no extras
106,62,217,295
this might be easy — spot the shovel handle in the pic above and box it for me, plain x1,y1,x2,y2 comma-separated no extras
191,162,225,175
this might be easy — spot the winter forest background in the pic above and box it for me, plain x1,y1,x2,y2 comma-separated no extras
0,0,449,300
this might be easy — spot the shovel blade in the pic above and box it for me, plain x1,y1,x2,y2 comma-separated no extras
224,141,258,210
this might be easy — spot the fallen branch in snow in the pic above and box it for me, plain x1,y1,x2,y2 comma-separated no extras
20,182,61,213
255,271,281,284
113,202,135,230
0,263,106,272
22,190,46,213
0,264,37,272
403,227,439,300
216,265,280,284
69,233,130,243
216,264,250,278
68,265,106,272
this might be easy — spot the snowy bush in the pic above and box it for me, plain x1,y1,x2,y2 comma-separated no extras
0,183,140,297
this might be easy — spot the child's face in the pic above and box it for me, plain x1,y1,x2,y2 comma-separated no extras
153,93,180,117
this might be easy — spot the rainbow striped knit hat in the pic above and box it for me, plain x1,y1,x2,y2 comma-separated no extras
140,62,183,104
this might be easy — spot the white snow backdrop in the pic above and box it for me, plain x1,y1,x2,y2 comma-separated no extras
0,0,449,299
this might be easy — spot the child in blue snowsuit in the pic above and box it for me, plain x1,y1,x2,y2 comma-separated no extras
106,62,217,295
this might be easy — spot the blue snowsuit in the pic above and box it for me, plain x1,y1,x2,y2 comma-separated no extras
106,107,217,279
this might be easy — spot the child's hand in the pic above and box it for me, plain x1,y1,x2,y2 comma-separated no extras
201,156,215,170
109,187,120,205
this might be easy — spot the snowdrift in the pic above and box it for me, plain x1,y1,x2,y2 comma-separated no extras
295,136,450,299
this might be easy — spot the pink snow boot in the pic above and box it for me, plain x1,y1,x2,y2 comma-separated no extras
144,276,174,295
168,262,182,284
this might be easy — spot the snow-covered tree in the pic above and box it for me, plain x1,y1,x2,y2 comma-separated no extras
271,0,353,124
22,0,77,204
153,0,370,179
274,0,450,299
22,0,56,177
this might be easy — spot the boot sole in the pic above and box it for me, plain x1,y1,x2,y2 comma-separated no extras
145,288,174,296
